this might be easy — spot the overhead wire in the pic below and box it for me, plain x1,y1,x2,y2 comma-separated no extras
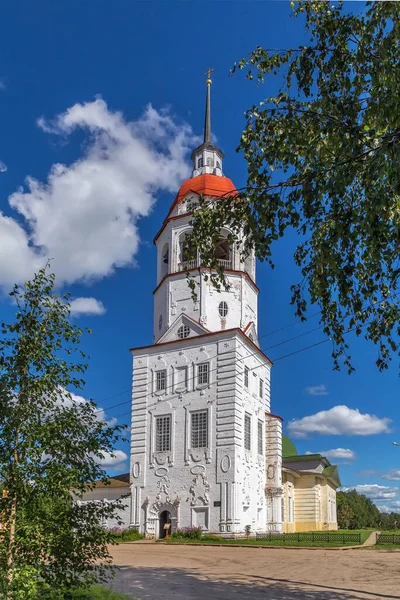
93,293,400,419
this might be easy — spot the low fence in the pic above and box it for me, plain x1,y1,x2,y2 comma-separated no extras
376,533,400,545
255,532,361,544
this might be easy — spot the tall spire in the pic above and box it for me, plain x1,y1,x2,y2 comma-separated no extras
204,68,213,144
190,69,224,178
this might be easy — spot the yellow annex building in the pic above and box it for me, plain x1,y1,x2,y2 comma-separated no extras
282,436,340,533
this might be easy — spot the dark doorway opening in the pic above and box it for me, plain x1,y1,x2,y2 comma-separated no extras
159,510,171,539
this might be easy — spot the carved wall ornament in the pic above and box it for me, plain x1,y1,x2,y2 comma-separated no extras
155,467,169,477
189,449,206,463
267,464,276,480
132,462,141,479
265,486,283,498
220,455,231,473
190,464,206,475
189,470,210,506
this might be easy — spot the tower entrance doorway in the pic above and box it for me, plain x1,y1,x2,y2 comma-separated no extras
159,510,171,539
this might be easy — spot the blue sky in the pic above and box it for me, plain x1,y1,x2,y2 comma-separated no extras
0,1,398,511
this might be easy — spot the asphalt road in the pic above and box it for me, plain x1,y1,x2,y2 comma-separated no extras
109,543,400,600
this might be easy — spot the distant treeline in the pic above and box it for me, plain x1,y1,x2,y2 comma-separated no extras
337,490,399,530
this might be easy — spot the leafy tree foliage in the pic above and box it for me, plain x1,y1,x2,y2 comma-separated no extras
337,489,400,531
190,0,400,371
0,267,125,599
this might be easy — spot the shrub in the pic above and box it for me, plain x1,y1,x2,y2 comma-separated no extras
109,526,144,542
171,526,203,540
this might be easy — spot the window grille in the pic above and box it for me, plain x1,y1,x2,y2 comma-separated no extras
156,369,166,391
244,366,249,388
198,362,209,385
218,301,228,317
178,325,190,339
156,415,171,452
191,410,208,448
259,378,264,398
258,420,263,455
244,413,251,451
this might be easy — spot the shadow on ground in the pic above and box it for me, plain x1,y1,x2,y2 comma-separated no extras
110,566,400,600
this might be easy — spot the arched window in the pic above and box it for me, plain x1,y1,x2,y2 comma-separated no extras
207,157,212,167
218,301,228,317
198,157,203,169
177,325,190,339
161,243,169,278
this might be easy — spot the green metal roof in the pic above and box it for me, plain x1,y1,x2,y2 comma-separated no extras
283,453,323,462
282,435,298,458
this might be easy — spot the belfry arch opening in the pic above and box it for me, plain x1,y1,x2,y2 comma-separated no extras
214,230,232,270
178,230,198,271
161,243,169,278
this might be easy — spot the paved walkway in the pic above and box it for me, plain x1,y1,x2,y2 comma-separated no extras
109,543,400,600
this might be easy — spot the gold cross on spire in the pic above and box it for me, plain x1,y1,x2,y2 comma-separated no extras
204,68,214,86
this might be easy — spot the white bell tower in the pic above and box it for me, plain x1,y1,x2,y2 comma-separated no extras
153,72,258,345
129,74,282,540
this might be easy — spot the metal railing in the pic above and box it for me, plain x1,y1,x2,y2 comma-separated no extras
377,533,400,545
178,258,232,272
255,532,361,544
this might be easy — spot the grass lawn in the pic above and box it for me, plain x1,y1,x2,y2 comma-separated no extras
66,584,135,599
163,530,369,547
334,529,373,544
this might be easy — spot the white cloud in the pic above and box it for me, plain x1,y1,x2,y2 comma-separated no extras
69,297,106,316
305,384,328,396
341,484,398,501
0,160,7,172
379,501,400,513
306,448,356,461
0,97,197,290
287,405,391,438
94,449,128,468
382,470,400,481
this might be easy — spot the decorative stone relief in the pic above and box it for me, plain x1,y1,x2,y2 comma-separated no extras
257,470,264,506
132,461,141,479
265,486,283,498
189,467,210,506
267,464,276,480
153,452,173,467
242,463,251,507
220,455,231,473
154,467,169,477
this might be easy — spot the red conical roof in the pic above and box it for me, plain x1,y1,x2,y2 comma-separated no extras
167,173,237,217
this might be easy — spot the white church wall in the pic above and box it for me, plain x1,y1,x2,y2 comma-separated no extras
130,330,272,537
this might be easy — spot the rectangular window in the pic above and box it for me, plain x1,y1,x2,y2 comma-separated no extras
258,420,263,455
156,369,167,391
259,378,264,398
155,415,171,452
191,410,208,449
197,362,209,386
244,413,251,451
244,366,249,388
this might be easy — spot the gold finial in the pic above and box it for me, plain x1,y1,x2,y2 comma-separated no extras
204,67,214,86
